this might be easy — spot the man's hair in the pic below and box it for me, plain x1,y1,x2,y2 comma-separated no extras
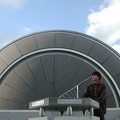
92,71,101,80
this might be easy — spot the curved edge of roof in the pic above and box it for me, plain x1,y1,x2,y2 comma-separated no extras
1,29,120,58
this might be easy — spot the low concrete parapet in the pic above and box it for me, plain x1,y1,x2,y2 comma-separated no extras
0,110,39,120
28,116,100,120
105,108,120,120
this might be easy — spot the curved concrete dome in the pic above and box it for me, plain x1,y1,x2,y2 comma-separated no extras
0,30,120,109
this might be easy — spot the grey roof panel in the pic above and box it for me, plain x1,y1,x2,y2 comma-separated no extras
55,32,75,48
15,35,38,55
0,43,21,64
103,54,120,76
14,63,39,90
88,43,112,63
35,32,55,49
0,58,7,73
4,72,32,96
72,35,94,54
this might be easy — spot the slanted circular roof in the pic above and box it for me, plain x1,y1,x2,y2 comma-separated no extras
0,30,120,109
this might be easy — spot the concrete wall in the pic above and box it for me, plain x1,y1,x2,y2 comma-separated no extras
0,110,39,120
0,108,119,120
105,108,120,120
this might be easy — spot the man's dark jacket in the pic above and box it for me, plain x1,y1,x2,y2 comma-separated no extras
82,83,106,114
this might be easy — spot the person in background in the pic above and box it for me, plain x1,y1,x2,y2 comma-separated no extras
82,71,106,120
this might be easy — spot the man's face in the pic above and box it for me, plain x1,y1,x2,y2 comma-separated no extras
92,75,100,84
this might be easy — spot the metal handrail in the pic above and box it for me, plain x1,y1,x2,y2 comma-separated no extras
59,76,91,98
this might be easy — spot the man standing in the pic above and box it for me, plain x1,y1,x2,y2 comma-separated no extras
82,71,106,120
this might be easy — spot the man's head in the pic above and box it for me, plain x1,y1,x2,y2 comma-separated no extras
92,71,101,84
92,71,101,79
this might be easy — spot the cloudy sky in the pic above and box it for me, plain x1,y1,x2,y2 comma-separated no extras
0,0,120,53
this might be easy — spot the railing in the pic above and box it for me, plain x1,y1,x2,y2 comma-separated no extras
59,76,91,98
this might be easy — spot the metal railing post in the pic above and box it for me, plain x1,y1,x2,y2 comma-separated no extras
76,85,79,98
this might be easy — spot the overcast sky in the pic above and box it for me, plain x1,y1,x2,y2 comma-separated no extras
0,0,120,54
